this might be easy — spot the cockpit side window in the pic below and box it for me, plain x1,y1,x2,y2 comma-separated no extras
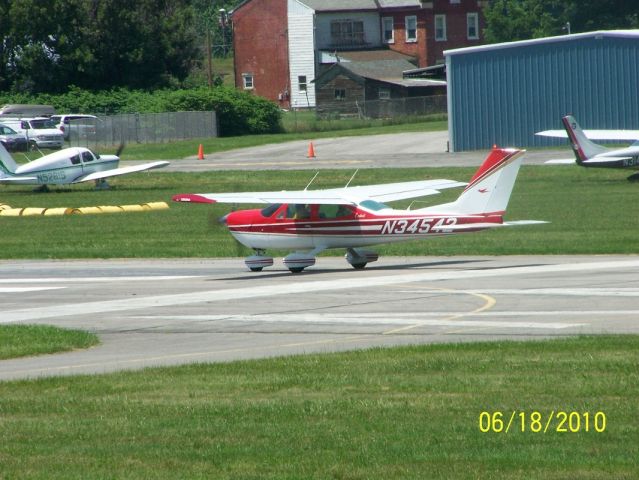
70,154,81,165
82,151,94,162
318,204,354,219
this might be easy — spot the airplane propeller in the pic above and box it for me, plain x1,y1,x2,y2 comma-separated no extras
115,142,126,158
208,209,246,257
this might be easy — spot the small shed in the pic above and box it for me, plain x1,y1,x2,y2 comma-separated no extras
314,54,446,117
445,30,639,151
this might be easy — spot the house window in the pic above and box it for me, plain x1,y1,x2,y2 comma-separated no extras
298,75,307,92
405,16,417,42
378,87,391,100
382,17,394,43
335,89,346,100
330,20,365,47
242,73,253,90
450,0,460,4
467,13,479,40
435,15,447,41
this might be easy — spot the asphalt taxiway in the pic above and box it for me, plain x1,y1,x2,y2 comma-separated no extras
1,255,638,381
161,131,570,172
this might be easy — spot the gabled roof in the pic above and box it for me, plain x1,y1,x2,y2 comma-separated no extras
315,58,446,89
298,0,378,12
378,0,423,8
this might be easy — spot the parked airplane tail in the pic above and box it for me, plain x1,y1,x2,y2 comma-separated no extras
562,115,609,164
432,146,525,216
0,142,18,175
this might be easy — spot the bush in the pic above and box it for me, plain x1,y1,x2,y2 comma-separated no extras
0,86,283,137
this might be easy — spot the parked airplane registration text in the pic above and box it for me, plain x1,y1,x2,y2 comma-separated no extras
381,217,457,235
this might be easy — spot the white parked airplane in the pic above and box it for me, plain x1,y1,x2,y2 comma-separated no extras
538,115,639,180
0,142,168,190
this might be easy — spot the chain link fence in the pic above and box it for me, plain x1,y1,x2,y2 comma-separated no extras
67,111,217,148
316,95,447,120
357,95,447,119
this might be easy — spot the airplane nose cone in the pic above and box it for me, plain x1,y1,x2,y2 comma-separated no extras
218,213,229,226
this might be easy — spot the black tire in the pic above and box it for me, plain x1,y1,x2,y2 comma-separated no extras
289,267,304,273
351,263,367,270
249,267,263,272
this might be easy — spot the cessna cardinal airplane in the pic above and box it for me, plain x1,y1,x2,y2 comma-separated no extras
0,142,169,190
173,147,545,273
540,115,639,180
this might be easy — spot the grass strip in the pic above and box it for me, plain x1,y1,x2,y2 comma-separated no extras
0,325,99,360
0,335,636,478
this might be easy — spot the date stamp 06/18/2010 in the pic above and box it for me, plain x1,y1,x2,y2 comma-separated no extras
478,411,607,433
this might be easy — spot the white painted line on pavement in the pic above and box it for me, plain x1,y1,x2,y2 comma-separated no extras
2,259,639,324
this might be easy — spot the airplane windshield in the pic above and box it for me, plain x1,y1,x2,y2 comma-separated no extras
359,199,390,211
89,149,100,159
261,204,282,217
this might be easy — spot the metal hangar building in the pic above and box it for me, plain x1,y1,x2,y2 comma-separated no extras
444,30,639,152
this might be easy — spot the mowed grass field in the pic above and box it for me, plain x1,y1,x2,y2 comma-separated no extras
0,336,637,479
0,164,638,259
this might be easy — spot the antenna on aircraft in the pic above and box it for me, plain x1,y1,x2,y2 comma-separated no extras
304,171,320,191
345,169,359,188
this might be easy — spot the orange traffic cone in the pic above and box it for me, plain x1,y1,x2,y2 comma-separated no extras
197,144,204,160
307,141,316,158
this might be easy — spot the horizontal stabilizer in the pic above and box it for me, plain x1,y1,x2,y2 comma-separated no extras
0,176,39,183
536,129,639,141
544,159,575,164
582,157,633,164
74,161,169,183
438,220,548,231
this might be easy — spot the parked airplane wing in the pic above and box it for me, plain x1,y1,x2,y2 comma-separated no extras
73,161,169,183
544,159,576,164
172,179,467,205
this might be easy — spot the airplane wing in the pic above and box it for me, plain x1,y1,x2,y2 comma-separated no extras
73,161,169,183
172,179,467,205
536,129,639,141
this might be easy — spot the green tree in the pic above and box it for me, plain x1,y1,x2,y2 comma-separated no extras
1,0,202,93
484,0,639,43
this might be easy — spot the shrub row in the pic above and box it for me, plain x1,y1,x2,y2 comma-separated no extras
0,86,282,137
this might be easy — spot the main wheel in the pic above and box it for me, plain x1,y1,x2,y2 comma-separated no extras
289,267,305,273
249,267,263,272
351,263,367,270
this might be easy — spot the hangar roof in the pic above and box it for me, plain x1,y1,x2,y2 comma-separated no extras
445,30,639,57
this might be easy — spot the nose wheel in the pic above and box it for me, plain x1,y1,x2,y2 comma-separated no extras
245,250,273,272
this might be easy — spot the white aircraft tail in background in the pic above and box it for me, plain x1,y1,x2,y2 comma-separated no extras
541,115,639,180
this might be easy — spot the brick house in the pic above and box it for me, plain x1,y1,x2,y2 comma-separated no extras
231,0,486,109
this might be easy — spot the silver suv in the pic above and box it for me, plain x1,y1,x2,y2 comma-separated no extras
50,114,98,140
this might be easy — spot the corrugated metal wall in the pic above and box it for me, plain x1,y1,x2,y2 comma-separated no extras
446,34,639,151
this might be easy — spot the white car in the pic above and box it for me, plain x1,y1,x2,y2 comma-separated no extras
50,114,98,140
2,118,64,149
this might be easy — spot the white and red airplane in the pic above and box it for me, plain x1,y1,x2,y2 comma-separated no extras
539,115,639,180
173,147,545,273
0,142,168,190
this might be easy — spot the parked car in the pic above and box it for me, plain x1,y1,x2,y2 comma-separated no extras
2,118,64,149
50,114,98,140
0,123,28,151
